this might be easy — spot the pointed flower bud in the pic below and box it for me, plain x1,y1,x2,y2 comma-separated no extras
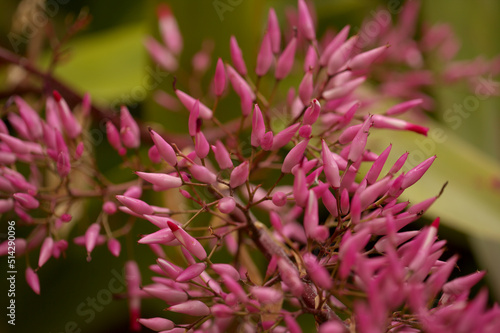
125,260,141,331
149,129,178,166
322,76,366,100
304,190,319,239
175,89,213,119
348,45,388,70
321,140,340,188
139,228,176,245
251,104,265,147
120,106,140,148
212,263,240,281
25,267,40,294
372,114,428,136
256,33,273,76
267,8,281,54
167,300,210,316
136,171,182,190
195,131,210,159
85,223,101,260
143,36,178,71
212,140,233,169
189,164,217,184
157,3,182,55
386,98,423,116
138,317,175,331
167,221,207,260
272,123,300,150
230,161,249,188
13,193,39,210
275,36,297,80
299,69,314,105
401,155,436,189
326,35,358,75
38,237,54,268
176,262,207,282
272,191,287,207
116,195,154,215
14,96,43,139
53,91,82,138
293,166,309,207
365,144,392,184
298,0,315,40
214,58,226,96
106,121,125,155
282,139,309,173
320,25,350,66
107,238,121,257
348,115,372,163
229,36,247,76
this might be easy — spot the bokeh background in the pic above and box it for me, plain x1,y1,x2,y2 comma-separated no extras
0,0,499,332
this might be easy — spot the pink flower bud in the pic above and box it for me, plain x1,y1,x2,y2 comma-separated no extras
211,304,234,318
304,253,333,289
214,58,226,96
84,223,101,260
293,166,309,207
0,133,30,154
107,238,121,257
267,8,281,54
75,141,84,160
125,260,141,331
188,99,200,137
365,144,391,184
298,0,315,40
195,131,210,159
284,315,302,333
359,177,391,210
401,155,436,189
407,196,437,215
319,25,350,66
138,317,175,331
168,221,207,260
338,124,361,145
277,258,303,297
124,185,143,199
340,188,350,215
14,96,43,139
282,139,309,173
321,140,340,188
149,129,178,166
226,65,255,116
139,228,176,245
229,36,247,76
156,258,183,279
348,115,372,163
256,33,273,76
25,267,40,295
143,36,178,71
230,161,249,188
304,190,319,239
251,104,266,147
272,191,287,207
38,237,54,268
319,320,347,333
144,285,188,305
322,76,366,100
120,106,140,148
176,263,206,282
56,151,71,178
13,192,39,210
106,121,125,155
103,201,117,215
386,98,423,116
148,146,161,163
175,89,213,119
212,140,233,169
53,91,82,139
272,123,300,150
304,45,317,72
167,300,210,316
251,286,283,304
0,152,16,165
116,195,154,215
157,3,182,55
221,273,248,302
372,114,428,136
135,171,183,190
189,164,217,184
261,131,274,151
218,197,236,214
275,36,297,80
304,97,322,126
326,36,358,75
298,69,314,105
212,263,240,281
348,45,388,70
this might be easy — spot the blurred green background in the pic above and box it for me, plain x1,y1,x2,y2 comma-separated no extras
0,0,499,332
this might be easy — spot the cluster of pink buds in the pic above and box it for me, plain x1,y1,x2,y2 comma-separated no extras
1,0,499,332
123,1,500,332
